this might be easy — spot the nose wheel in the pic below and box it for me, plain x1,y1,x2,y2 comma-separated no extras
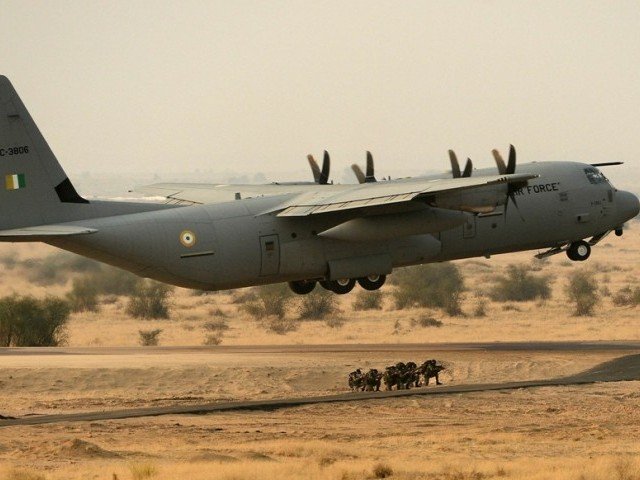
566,240,591,261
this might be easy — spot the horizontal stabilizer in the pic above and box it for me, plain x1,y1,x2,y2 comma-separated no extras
0,224,97,241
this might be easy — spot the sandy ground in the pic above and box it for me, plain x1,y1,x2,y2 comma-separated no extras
0,226,638,479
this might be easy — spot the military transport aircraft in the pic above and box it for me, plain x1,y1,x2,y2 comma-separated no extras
0,75,638,294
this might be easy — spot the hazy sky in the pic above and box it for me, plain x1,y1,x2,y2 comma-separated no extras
1,1,639,191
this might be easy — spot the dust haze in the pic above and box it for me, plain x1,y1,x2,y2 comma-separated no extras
1,1,639,195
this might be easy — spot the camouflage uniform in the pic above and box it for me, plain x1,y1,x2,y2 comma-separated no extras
419,359,444,386
362,369,382,391
348,368,364,391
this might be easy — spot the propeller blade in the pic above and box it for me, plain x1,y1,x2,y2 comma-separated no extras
462,158,473,177
319,150,330,185
509,191,525,221
506,144,516,174
365,151,377,182
307,154,321,183
492,149,507,175
351,164,366,184
448,150,461,178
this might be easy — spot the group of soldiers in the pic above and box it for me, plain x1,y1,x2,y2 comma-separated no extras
348,360,445,392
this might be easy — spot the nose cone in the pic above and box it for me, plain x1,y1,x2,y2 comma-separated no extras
617,190,640,224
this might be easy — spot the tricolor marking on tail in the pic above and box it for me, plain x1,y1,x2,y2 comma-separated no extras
5,173,25,190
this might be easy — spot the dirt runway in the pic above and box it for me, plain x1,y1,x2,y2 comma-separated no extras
1,342,639,427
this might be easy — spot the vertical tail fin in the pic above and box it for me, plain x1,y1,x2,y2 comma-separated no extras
0,76,87,229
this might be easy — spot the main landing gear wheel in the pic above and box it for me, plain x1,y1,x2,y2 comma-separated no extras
357,274,386,291
566,240,591,261
288,280,317,295
320,278,356,295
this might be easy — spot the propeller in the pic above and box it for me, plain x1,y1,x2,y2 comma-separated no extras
448,150,473,178
307,150,331,184
493,144,525,222
351,151,377,184
491,144,516,175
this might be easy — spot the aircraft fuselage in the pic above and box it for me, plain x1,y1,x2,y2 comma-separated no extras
47,161,638,291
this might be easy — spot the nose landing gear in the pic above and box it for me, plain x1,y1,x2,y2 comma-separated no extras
566,240,591,261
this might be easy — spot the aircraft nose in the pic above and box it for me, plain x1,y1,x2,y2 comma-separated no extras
617,190,640,223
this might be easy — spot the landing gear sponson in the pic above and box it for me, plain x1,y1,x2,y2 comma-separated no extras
288,274,387,295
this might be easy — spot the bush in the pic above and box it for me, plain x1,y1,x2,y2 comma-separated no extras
0,295,70,346
126,281,173,319
473,297,487,317
67,277,100,312
372,463,393,479
612,285,640,306
489,264,552,302
203,333,223,345
242,284,292,319
266,317,299,335
566,270,599,316
203,320,229,332
138,329,162,346
393,263,465,315
298,288,339,320
352,290,383,311
129,462,158,480
412,315,443,328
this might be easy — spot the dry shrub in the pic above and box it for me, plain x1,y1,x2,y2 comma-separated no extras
0,295,70,347
4,469,46,480
566,270,599,316
204,320,229,332
138,329,162,346
266,317,299,335
490,264,552,302
67,277,100,312
612,285,640,306
127,281,173,319
372,463,393,479
298,288,339,320
473,298,487,317
501,304,521,312
242,284,292,319
352,290,383,311
392,263,464,315
231,288,258,304
412,315,443,328
325,317,345,329
129,462,158,480
203,333,223,345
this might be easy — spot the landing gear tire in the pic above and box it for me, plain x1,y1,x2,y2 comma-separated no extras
288,280,317,295
357,274,386,291
320,278,356,295
567,241,591,261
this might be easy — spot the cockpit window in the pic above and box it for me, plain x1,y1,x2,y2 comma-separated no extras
584,167,608,185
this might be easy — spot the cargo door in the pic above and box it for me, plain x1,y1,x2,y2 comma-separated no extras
259,234,280,276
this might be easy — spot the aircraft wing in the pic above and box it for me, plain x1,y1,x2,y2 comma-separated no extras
269,173,537,216
136,182,320,205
